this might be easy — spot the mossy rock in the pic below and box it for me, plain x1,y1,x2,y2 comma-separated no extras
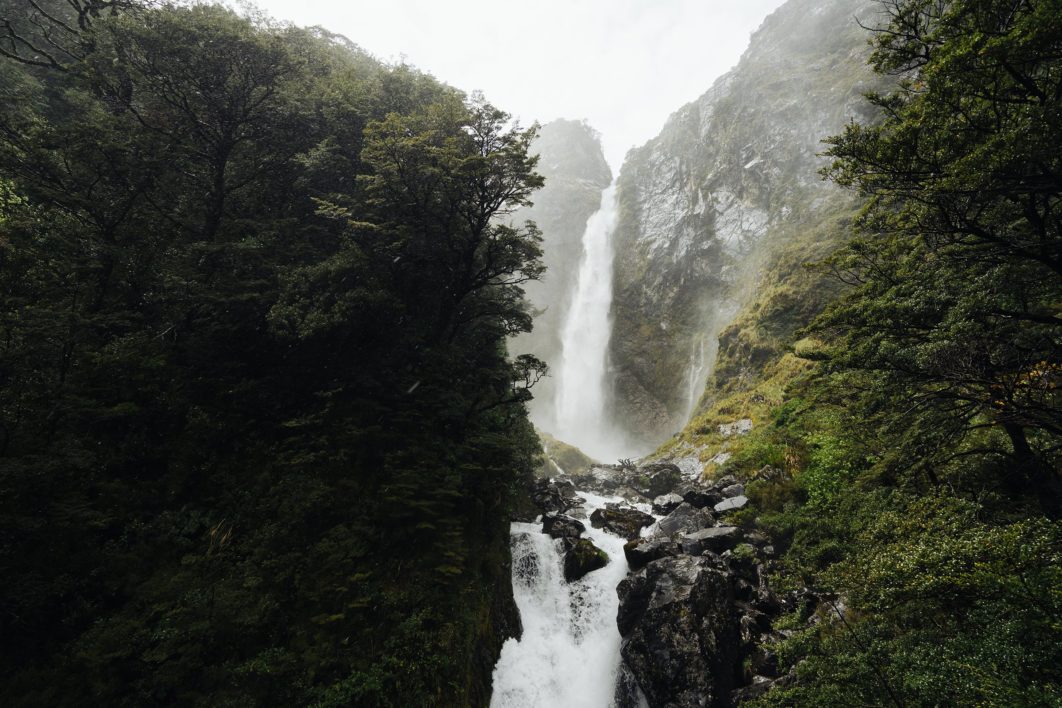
538,431,597,477
563,539,609,582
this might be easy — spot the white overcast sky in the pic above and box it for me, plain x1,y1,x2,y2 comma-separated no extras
241,0,787,169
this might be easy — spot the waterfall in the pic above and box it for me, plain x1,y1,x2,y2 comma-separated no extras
683,338,711,421
490,492,636,708
553,183,624,462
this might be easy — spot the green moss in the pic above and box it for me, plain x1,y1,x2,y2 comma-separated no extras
537,431,597,476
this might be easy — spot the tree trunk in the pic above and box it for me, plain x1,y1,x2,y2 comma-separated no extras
1005,422,1060,518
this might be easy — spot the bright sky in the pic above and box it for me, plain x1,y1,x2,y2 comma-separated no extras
243,0,787,169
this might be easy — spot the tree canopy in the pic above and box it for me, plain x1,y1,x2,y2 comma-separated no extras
815,0,1061,503
0,2,544,705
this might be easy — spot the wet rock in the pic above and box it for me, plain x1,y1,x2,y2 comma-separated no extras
617,556,741,707
640,462,684,497
655,502,715,537
541,512,585,540
680,485,723,509
563,538,609,582
623,537,681,570
679,526,742,555
566,504,589,520
714,495,749,513
530,478,581,514
722,482,745,498
651,492,684,515
613,662,649,708
589,507,655,540
613,485,648,502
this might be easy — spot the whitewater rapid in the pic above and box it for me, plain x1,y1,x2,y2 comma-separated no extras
490,491,640,708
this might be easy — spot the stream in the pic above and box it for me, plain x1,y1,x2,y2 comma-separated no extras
490,491,652,707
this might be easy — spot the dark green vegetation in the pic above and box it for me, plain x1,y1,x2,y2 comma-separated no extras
0,2,544,705
669,0,1061,704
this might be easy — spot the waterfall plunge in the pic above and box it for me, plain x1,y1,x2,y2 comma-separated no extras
553,183,625,462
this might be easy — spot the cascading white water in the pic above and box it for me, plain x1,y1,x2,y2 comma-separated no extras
490,492,636,708
553,184,624,462
684,338,710,421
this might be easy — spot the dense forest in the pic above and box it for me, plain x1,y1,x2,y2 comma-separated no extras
0,1,545,705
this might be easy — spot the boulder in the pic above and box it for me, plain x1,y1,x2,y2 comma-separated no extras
623,537,681,570
679,526,742,555
714,495,749,513
651,492,684,515
745,530,770,547
617,556,741,707
655,502,715,537
563,538,609,582
721,482,745,498
639,462,684,497
613,485,648,502
711,474,738,490
679,485,723,509
530,478,581,514
566,504,589,520
748,646,780,678
541,512,585,540
589,507,655,540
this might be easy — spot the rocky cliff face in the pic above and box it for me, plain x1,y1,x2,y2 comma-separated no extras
609,0,883,448
509,119,612,427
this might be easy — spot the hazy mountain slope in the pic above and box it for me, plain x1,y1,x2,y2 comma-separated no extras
609,0,884,448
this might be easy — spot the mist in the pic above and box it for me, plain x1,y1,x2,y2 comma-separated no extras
236,0,786,167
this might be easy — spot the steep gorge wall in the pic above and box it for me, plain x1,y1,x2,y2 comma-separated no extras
609,0,883,448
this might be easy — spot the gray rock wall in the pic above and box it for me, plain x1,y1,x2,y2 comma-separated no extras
609,0,884,448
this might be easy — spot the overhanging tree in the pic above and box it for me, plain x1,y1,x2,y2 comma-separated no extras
815,0,1061,498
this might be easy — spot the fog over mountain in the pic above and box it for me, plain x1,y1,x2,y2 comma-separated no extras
242,0,787,167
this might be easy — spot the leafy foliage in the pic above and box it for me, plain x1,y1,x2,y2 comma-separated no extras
817,0,1062,501
0,3,542,705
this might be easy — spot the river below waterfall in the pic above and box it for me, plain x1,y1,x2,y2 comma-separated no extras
490,491,652,708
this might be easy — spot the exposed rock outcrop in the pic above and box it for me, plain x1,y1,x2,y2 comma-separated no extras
609,0,884,448
618,556,741,707
613,468,808,705
623,537,682,571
